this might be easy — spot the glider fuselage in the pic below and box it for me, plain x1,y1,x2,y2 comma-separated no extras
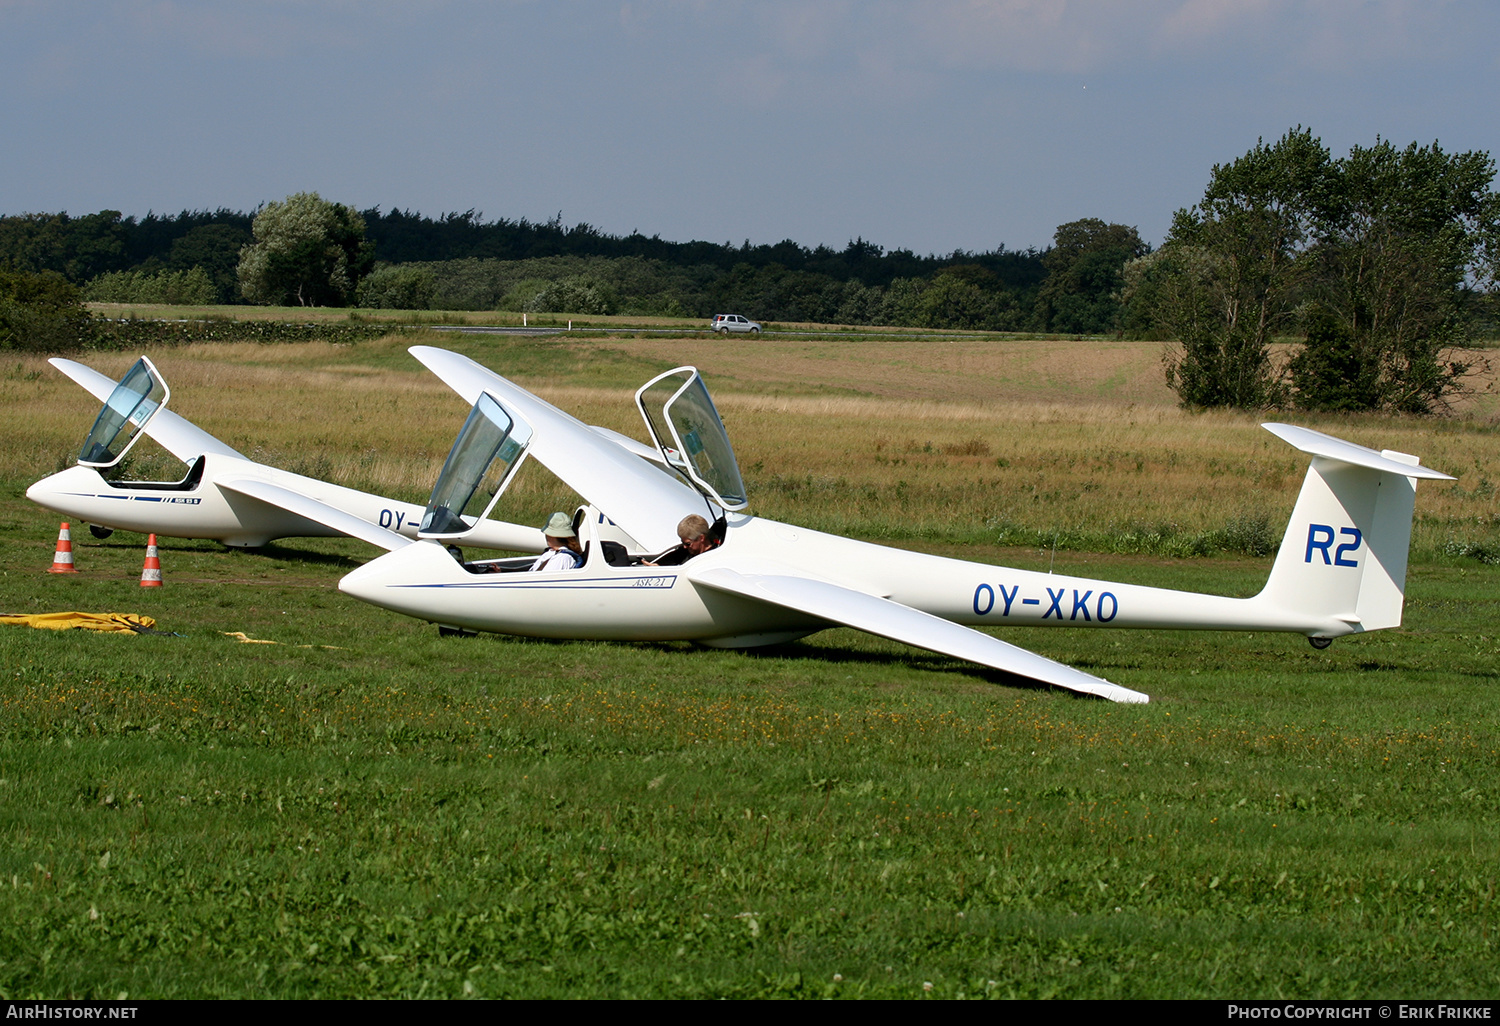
339,507,1352,645
28,455,541,551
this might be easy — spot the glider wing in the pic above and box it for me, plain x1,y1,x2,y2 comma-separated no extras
686,564,1149,703
217,477,413,552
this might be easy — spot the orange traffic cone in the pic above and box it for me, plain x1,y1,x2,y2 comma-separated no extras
48,522,78,573
139,534,162,588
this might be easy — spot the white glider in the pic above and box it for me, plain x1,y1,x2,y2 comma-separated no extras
26,356,545,552
311,348,1450,703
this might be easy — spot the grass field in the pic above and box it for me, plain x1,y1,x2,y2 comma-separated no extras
1,333,1498,998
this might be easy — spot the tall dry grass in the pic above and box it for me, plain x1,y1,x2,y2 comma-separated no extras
7,336,1498,559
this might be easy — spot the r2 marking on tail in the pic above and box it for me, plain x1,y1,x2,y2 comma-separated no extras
1306,524,1363,567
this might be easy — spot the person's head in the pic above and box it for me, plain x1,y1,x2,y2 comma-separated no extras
677,514,713,555
542,512,576,549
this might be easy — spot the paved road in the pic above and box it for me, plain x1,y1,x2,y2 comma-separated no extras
433,324,571,335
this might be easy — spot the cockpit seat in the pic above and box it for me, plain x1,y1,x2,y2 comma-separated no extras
599,540,632,566
101,455,207,492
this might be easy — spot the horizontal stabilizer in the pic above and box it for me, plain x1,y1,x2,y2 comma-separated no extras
688,564,1149,703
218,477,412,552
51,358,247,464
1263,423,1453,480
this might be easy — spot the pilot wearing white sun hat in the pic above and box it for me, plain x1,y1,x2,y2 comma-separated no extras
529,512,583,572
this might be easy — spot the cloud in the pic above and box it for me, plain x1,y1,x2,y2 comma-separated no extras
725,1,1493,81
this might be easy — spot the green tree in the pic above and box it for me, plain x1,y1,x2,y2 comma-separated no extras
1036,218,1147,334
85,267,217,306
0,211,131,282
1310,139,1497,412
1138,128,1498,412
879,277,929,327
1156,128,1332,408
1122,246,1278,407
918,266,1015,329
237,193,373,306
168,223,251,302
357,265,437,310
526,275,617,316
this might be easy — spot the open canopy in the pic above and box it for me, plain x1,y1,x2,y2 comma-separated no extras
77,357,170,469
419,392,534,540
635,367,747,512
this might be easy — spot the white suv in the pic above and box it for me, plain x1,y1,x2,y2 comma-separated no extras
710,314,761,335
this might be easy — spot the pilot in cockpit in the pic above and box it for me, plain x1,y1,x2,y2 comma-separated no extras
641,514,719,567
530,512,584,571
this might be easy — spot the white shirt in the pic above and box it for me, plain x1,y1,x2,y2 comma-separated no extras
530,546,581,572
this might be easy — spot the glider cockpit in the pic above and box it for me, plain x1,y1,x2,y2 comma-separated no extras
417,366,746,576
419,392,536,541
72,359,206,494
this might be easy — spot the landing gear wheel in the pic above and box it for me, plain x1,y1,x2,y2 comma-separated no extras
1308,636,1333,650
89,525,114,540
438,625,477,638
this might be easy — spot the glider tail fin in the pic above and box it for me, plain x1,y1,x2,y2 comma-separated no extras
1256,424,1451,634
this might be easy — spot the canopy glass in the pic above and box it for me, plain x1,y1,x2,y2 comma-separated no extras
78,357,169,469
634,367,746,512
419,392,534,539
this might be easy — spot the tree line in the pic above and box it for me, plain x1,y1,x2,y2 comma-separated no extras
3,126,1497,414
0,198,1131,333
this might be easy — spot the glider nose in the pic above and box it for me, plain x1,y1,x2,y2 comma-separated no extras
338,551,402,605
339,540,454,614
26,469,77,512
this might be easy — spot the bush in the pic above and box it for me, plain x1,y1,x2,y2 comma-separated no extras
496,276,552,312
0,268,94,352
524,275,617,316
85,267,217,305
85,318,410,351
1217,509,1277,557
357,265,437,310
1288,307,1380,411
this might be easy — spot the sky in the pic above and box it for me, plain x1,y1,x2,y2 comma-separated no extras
3,0,1498,255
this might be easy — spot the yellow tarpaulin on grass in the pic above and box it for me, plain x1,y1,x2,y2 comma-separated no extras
0,612,157,633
